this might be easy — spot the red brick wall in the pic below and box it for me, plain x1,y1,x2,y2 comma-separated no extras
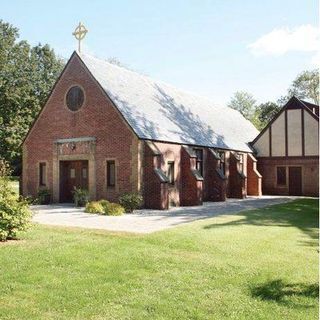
247,154,262,196
257,157,319,196
143,141,254,207
204,149,227,201
23,54,139,202
228,152,247,198
180,147,203,206
154,142,182,206
143,143,169,210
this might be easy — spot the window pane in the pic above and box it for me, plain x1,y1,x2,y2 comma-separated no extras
39,163,46,186
82,168,87,179
167,162,174,185
277,167,286,185
66,86,84,111
195,149,203,160
238,154,244,173
70,168,76,179
194,149,203,176
218,151,225,174
107,161,116,187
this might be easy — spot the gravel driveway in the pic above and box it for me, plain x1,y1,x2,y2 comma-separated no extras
31,196,298,234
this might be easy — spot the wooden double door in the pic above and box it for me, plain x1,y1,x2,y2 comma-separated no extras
60,160,88,202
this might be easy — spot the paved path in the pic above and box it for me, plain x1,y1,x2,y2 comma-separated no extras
31,196,298,234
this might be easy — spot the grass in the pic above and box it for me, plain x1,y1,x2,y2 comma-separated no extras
0,199,318,319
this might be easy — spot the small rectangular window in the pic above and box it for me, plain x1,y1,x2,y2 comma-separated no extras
238,153,244,173
39,162,46,186
167,161,175,185
70,168,76,179
107,160,116,187
82,168,87,179
218,151,225,175
277,167,286,185
194,148,203,176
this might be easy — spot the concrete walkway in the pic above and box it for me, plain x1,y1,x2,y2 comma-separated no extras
31,196,298,234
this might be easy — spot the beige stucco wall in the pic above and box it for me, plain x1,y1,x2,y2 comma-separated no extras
304,110,319,156
253,128,269,157
271,112,285,156
287,110,302,156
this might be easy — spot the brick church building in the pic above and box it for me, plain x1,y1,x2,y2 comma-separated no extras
22,51,263,209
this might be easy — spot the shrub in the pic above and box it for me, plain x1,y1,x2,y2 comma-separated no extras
119,193,143,213
104,203,125,216
99,200,110,207
23,196,39,205
99,200,110,214
85,201,104,214
85,200,124,216
0,199,32,241
37,188,51,204
0,158,32,241
72,187,89,207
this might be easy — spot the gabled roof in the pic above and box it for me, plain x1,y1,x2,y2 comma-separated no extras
78,52,258,152
251,96,319,145
300,99,319,117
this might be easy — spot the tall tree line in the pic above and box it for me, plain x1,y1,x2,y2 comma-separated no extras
0,20,65,174
228,69,319,130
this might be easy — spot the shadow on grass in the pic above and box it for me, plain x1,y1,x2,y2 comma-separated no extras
203,199,319,247
251,279,319,308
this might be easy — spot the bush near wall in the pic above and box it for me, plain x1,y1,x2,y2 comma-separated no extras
119,193,143,213
0,159,32,241
85,200,125,216
85,201,104,214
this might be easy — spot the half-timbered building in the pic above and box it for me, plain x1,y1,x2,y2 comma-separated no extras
251,96,319,196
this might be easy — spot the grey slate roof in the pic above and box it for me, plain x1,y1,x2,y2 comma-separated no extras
79,52,258,152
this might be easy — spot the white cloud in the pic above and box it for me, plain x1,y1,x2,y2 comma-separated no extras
248,24,319,56
310,50,320,66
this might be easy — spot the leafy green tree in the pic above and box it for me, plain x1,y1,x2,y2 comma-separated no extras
254,102,281,130
288,70,319,105
0,20,64,173
278,70,319,106
228,91,259,127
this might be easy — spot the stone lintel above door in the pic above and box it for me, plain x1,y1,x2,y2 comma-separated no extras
54,137,96,156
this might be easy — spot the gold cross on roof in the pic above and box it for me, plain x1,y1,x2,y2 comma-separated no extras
72,22,88,53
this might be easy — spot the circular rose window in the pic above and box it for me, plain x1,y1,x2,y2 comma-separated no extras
66,86,84,111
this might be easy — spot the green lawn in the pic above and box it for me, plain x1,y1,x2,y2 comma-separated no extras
0,199,318,320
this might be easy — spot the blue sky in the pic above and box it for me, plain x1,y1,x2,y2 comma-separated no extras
1,0,318,105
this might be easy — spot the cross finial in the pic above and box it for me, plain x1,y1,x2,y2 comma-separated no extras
72,22,88,53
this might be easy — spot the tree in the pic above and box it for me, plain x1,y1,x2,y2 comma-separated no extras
288,70,319,105
255,102,281,130
0,20,64,173
228,91,259,126
276,70,319,108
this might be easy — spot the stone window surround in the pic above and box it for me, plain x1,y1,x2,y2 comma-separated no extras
64,83,87,114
